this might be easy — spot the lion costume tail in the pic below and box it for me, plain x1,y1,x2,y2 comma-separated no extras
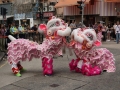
8,35,16,41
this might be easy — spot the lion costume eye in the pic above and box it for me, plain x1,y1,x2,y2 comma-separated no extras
56,21,60,26
86,33,93,41
61,20,65,25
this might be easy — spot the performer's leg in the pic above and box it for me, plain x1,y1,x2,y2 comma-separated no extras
69,59,79,71
17,61,25,72
69,59,75,71
42,57,47,68
42,57,53,75
57,49,63,57
11,63,21,77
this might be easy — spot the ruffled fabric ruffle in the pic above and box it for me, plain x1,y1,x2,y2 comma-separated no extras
72,42,116,72
37,37,63,59
97,32,103,42
7,39,39,64
7,37,63,64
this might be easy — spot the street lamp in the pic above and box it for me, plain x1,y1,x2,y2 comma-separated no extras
77,0,86,24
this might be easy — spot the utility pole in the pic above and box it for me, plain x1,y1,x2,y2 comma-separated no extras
77,0,86,24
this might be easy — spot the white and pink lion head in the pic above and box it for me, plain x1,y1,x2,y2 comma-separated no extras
71,28,101,50
38,16,71,37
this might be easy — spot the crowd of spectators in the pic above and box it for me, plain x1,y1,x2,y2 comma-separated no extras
0,22,44,50
66,20,120,44
92,21,120,44
1,20,120,52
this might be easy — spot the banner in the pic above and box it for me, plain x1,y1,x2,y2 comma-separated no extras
14,13,25,20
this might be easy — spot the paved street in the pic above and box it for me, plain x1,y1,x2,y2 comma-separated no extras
0,41,120,90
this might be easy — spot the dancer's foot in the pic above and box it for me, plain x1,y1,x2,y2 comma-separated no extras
16,72,22,77
20,68,26,72
44,74,52,77
17,63,25,72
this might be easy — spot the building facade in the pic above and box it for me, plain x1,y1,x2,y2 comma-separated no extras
56,0,120,26
0,0,62,25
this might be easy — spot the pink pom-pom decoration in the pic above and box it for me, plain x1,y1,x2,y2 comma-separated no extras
94,40,101,47
38,24,47,33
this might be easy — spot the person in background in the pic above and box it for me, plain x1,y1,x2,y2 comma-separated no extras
18,24,26,39
10,22,18,39
113,22,117,42
5,24,11,49
1,24,6,36
31,24,38,42
106,22,112,41
114,21,120,44
77,22,86,28
69,20,76,30
66,20,70,43
93,22,98,33
102,23,107,41
1,24,7,50
96,21,103,42
26,25,32,39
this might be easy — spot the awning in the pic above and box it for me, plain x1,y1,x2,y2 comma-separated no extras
104,0,120,2
55,0,90,8
63,1,117,16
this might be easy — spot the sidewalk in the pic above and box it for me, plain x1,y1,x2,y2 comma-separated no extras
0,41,120,90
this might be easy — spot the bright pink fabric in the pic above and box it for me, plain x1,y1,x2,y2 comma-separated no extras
69,59,101,76
81,63,101,76
97,32,103,42
71,42,116,72
7,37,63,64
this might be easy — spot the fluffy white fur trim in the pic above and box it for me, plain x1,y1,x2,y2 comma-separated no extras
73,29,84,43
82,29,97,42
57,27,71,36
38,27,44,33
8,35,16,41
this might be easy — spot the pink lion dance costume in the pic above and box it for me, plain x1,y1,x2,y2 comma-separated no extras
69,28,115,76
7,16,71,77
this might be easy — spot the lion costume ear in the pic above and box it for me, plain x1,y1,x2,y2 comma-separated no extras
94,40,101,47
48,16,56,21
51,16,56,19
38,24,47,33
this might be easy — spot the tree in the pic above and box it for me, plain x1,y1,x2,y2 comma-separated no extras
12,0,33,14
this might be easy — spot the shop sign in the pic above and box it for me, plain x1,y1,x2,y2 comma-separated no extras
14,13,25,20
43,12,53,17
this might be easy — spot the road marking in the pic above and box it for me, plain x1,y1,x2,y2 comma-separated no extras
0,61,7,69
